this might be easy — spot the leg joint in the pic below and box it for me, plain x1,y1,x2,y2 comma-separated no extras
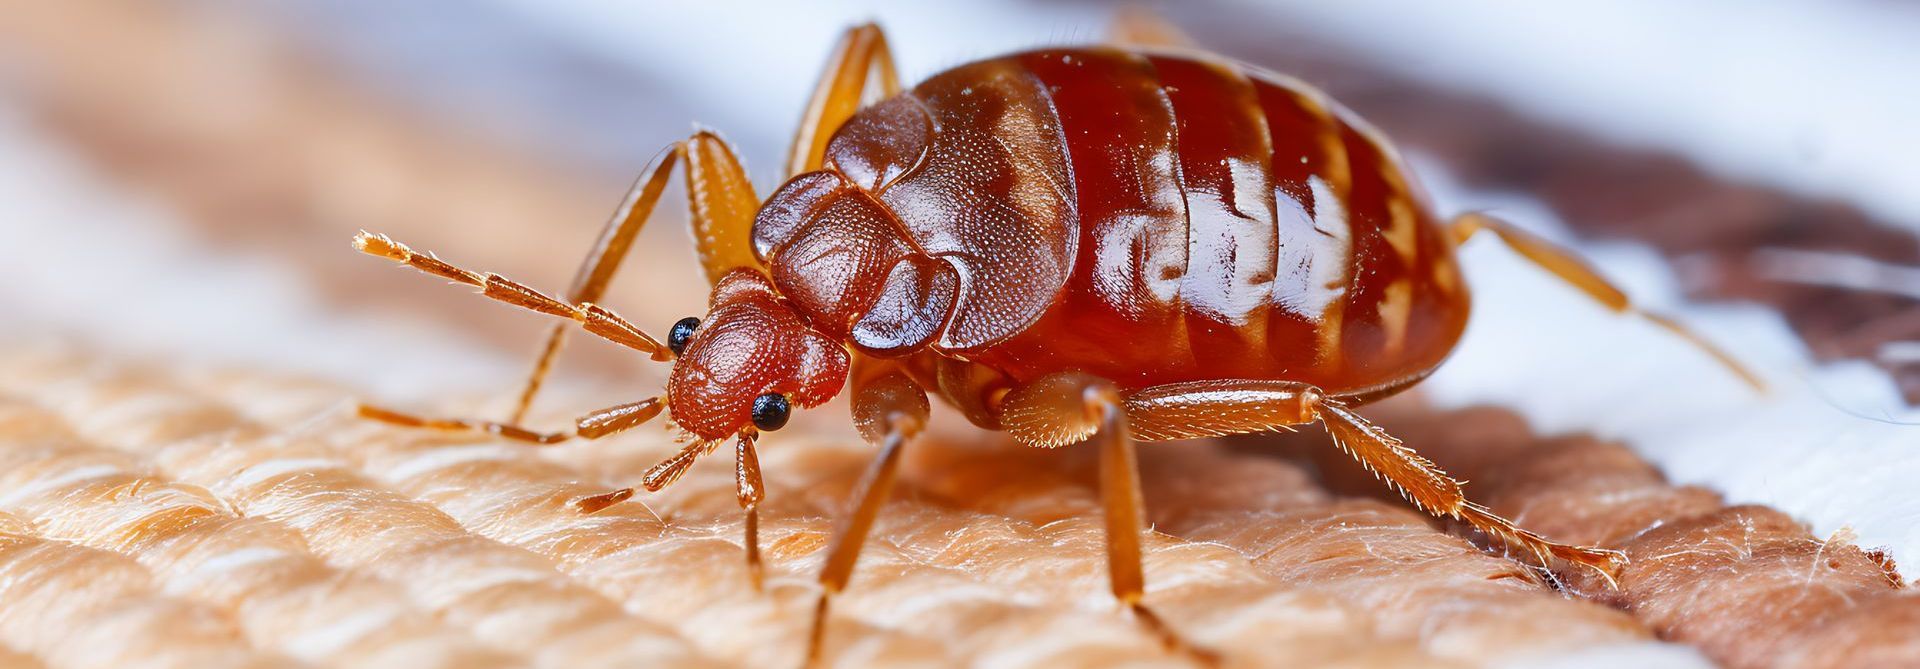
1000,372,1123,449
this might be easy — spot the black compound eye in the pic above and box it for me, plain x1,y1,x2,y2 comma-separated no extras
667,316,700,356
751,393,791,432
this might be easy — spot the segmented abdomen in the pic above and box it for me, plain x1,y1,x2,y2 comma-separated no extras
961,47,1470,396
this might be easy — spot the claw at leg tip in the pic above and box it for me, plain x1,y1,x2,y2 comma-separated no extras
1566,548,1629,590
572,488,633,514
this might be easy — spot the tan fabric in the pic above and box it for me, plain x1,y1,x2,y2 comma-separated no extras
7,346,1909,669
1353,404,1920,669
0,345,1674,668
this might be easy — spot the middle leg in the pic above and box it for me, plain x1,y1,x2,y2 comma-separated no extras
999,373,1219,664
786,23,902,177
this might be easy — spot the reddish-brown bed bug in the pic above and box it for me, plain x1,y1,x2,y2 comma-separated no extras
349,13,1762,664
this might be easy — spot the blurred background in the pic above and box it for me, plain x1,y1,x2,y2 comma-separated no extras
2,0,1917,582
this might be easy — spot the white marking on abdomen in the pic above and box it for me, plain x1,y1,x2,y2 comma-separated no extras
1182,158,1279,325
1305,175,1354,365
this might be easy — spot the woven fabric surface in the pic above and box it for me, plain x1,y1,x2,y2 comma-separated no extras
2,343,1914,668
0,344,1650,668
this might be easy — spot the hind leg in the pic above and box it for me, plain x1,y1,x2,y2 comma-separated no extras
1451,212,1764,391
1121,379,1629,585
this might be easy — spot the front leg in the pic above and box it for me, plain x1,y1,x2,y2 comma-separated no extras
804,359,929,666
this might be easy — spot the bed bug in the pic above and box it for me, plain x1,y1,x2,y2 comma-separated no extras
349,14,1762,664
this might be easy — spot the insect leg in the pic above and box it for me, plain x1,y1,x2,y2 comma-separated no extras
1451,212,1765,391
1107,6,1196,48
356,396,661,449
1120,379,1629,585
805,362,927,667
511,131,762,423
509,144,679,424
786,23,901,178
1313,398,1629,585
682,132,764,284
999,373,1219,665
